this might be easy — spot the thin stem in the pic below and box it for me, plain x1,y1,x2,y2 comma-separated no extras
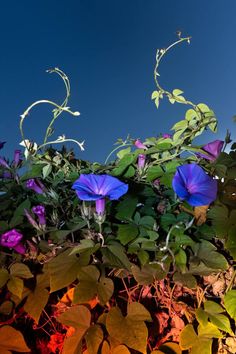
38,137,85,152
44,68,71,143
104,143,132,164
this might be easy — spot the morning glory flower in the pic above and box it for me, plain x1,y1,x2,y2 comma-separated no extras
13,149,22,167
0,157,10,169
0,229,26,254
0,141,6,150
32,205,46,225
162,133,171,139
172,163,217,206
197,140,224,161
72,174,128,215
134,139,147,169
26,179,45,194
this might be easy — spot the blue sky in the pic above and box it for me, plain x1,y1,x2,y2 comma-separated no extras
0,0,236,163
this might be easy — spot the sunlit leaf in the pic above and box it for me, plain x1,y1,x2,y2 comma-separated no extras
85,325,103,354
0,326,30,352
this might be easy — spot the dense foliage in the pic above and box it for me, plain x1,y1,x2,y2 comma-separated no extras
0,36,236,354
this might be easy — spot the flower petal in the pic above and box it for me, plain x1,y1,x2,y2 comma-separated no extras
72,174,128,201
172,164,217,206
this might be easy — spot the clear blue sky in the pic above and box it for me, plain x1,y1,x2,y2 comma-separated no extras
0,0,236,163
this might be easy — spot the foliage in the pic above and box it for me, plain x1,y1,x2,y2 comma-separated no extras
0,35,236,354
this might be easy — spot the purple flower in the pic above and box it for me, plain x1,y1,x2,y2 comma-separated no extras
137,154,146,169
72,174,128,215
162,133,171,139
0,229,26,254
24,209,40,230
172,163,217,206
32,205,46,225
0,157,10,169
134,139,146,149
26,179,45,194
0,142,6,150
0,171,12,179
13,150,22,167
197,140,224,161
134,140,147,169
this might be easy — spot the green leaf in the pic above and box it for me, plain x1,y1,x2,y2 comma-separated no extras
146,165,163,182
154,342,182,354
73,265,114,305
192,240,228,271
131,264,166,285
85,325,103,354
127,302,152,321
204,300,224,314
20,164,44,181
111,154,135,176
9,199,31,228
24,288,49,324
10,263,33,279
208,313,232,334
0,268,9,288
151,91,159,99
180,324,198,350
195,308,208,327
117,147,131,159
62,328,83,354
197,322,223,338
224,290,236,321
225,226,236,259
58,305,91,329
117,224,139,245
0,326,30,352
173,272,197,289
175,249,187,273
42,164,52,179
106,303,151,353
7,276,23,298
171,120,188,131
185,109,200,121
123,165,135,178
97,277,114,305
173,89,184,96
115,196,138,221
49,248,89,292
102,244,131,270
160,213,176,229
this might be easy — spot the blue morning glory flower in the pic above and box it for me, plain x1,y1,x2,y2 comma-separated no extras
197,140,224,161
72,174,128,214
172,163,217,206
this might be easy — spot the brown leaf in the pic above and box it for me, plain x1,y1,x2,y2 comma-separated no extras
194,205,209,225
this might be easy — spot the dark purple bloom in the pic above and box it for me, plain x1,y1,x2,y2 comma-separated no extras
0,157,10,169
134,140,147,169
0,171,12,179
197,140,224,161
32,205,46,225
13,150,22,167
172,163,217,206
0,142,6,150
162,133,171,139
0,229,26,254
26,179,45,194
24,209,40,230
72,174,128,215
137,154,146,169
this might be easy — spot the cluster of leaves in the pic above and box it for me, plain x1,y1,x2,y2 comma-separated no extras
0,37,236,354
